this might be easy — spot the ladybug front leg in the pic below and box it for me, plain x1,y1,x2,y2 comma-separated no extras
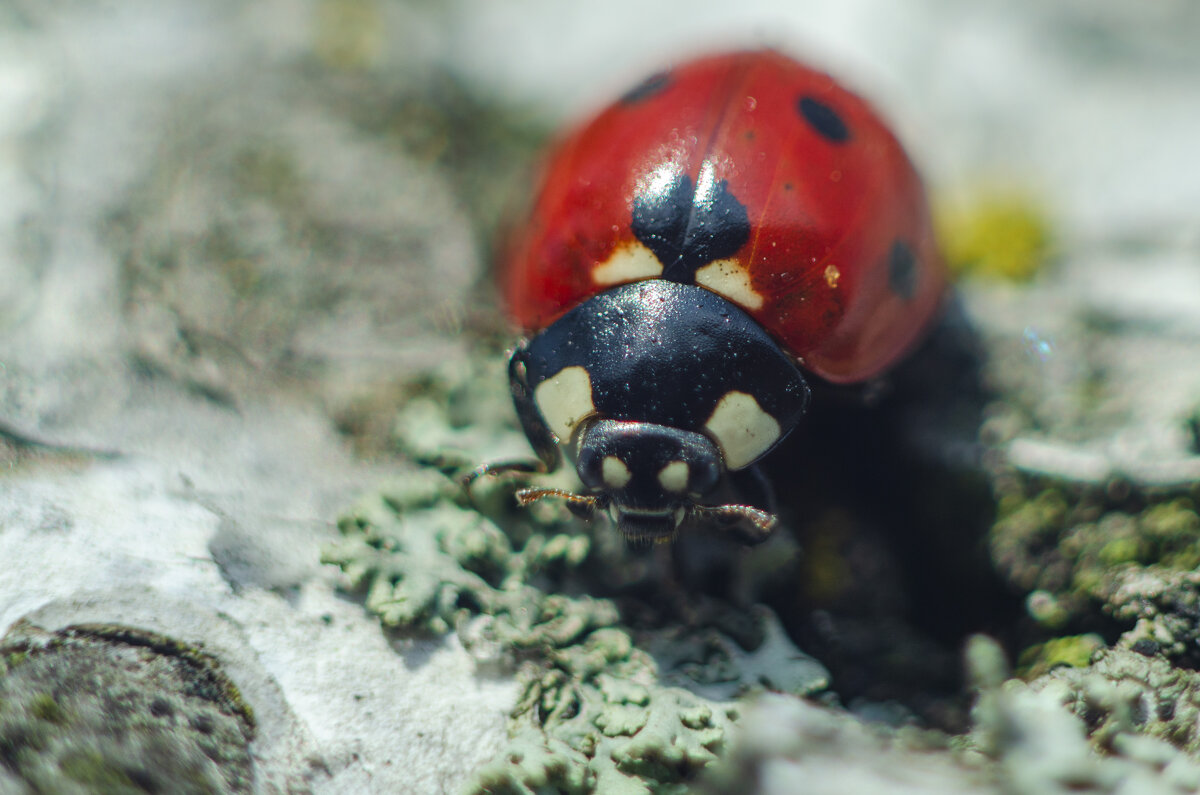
691,466,779,545
464,342,562,485
507,342,562,474
730,465,776,516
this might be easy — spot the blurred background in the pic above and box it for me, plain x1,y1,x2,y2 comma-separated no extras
3,1,1200,792
2,0,1198,432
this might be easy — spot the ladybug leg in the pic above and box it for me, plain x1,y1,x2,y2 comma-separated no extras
507,342,562,473
463,342,562,487
692,503,777,544
515,486,601,519
691,466,779,544
730,464,777,514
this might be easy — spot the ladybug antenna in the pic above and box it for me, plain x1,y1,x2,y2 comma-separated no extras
515,487,602,518
691,503,778,541
462,458,547,489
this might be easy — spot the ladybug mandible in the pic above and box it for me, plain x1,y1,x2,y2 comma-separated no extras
477,50,946,544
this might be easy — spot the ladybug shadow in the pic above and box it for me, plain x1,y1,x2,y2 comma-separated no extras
672,299,1023,722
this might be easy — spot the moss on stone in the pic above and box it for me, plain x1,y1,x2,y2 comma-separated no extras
990,471,1200,666
58,749,141,791
0,622,255,793
28,692,68,726
1016,634,1104,679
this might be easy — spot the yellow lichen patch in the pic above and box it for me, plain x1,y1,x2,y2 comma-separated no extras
694,259,764,310
937,188,1054,281
797,508,855,603
313,0,384,70
592,242,664,285
1016,634,1104,679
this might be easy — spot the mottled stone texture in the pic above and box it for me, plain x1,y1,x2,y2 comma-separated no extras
0,624,254,794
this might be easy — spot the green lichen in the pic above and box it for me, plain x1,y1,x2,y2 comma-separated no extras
965,636,1200,794
990,473,1200,665
1032,647,1200,756
1096,566,1200,662
487,630,738,795
322,467,594,636
326,464,824,793
697,692,981,795
324,357,830,794
646,606,829,702
471,728,592,795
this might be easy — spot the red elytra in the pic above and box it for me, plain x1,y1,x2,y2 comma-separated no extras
500,50,945,384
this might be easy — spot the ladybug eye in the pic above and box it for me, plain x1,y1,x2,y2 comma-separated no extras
575,447,604,489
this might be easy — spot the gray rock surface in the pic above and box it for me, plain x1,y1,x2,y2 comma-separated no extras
1,2,506,791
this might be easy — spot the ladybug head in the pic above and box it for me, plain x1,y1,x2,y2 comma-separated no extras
575,419,722,541
515,417,777,543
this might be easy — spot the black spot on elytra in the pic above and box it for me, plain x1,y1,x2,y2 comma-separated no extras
621,71,671,104
631,172,750,281
888,240,918,300
798,96,850,143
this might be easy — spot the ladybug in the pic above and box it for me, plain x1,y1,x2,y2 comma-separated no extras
477,50,946,544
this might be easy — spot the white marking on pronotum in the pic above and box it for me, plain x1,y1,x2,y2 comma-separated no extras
694,258,764,310
533,366,595,442
602,456,632,489
592,242,664,285
657,460,689,493
704,391,781,470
